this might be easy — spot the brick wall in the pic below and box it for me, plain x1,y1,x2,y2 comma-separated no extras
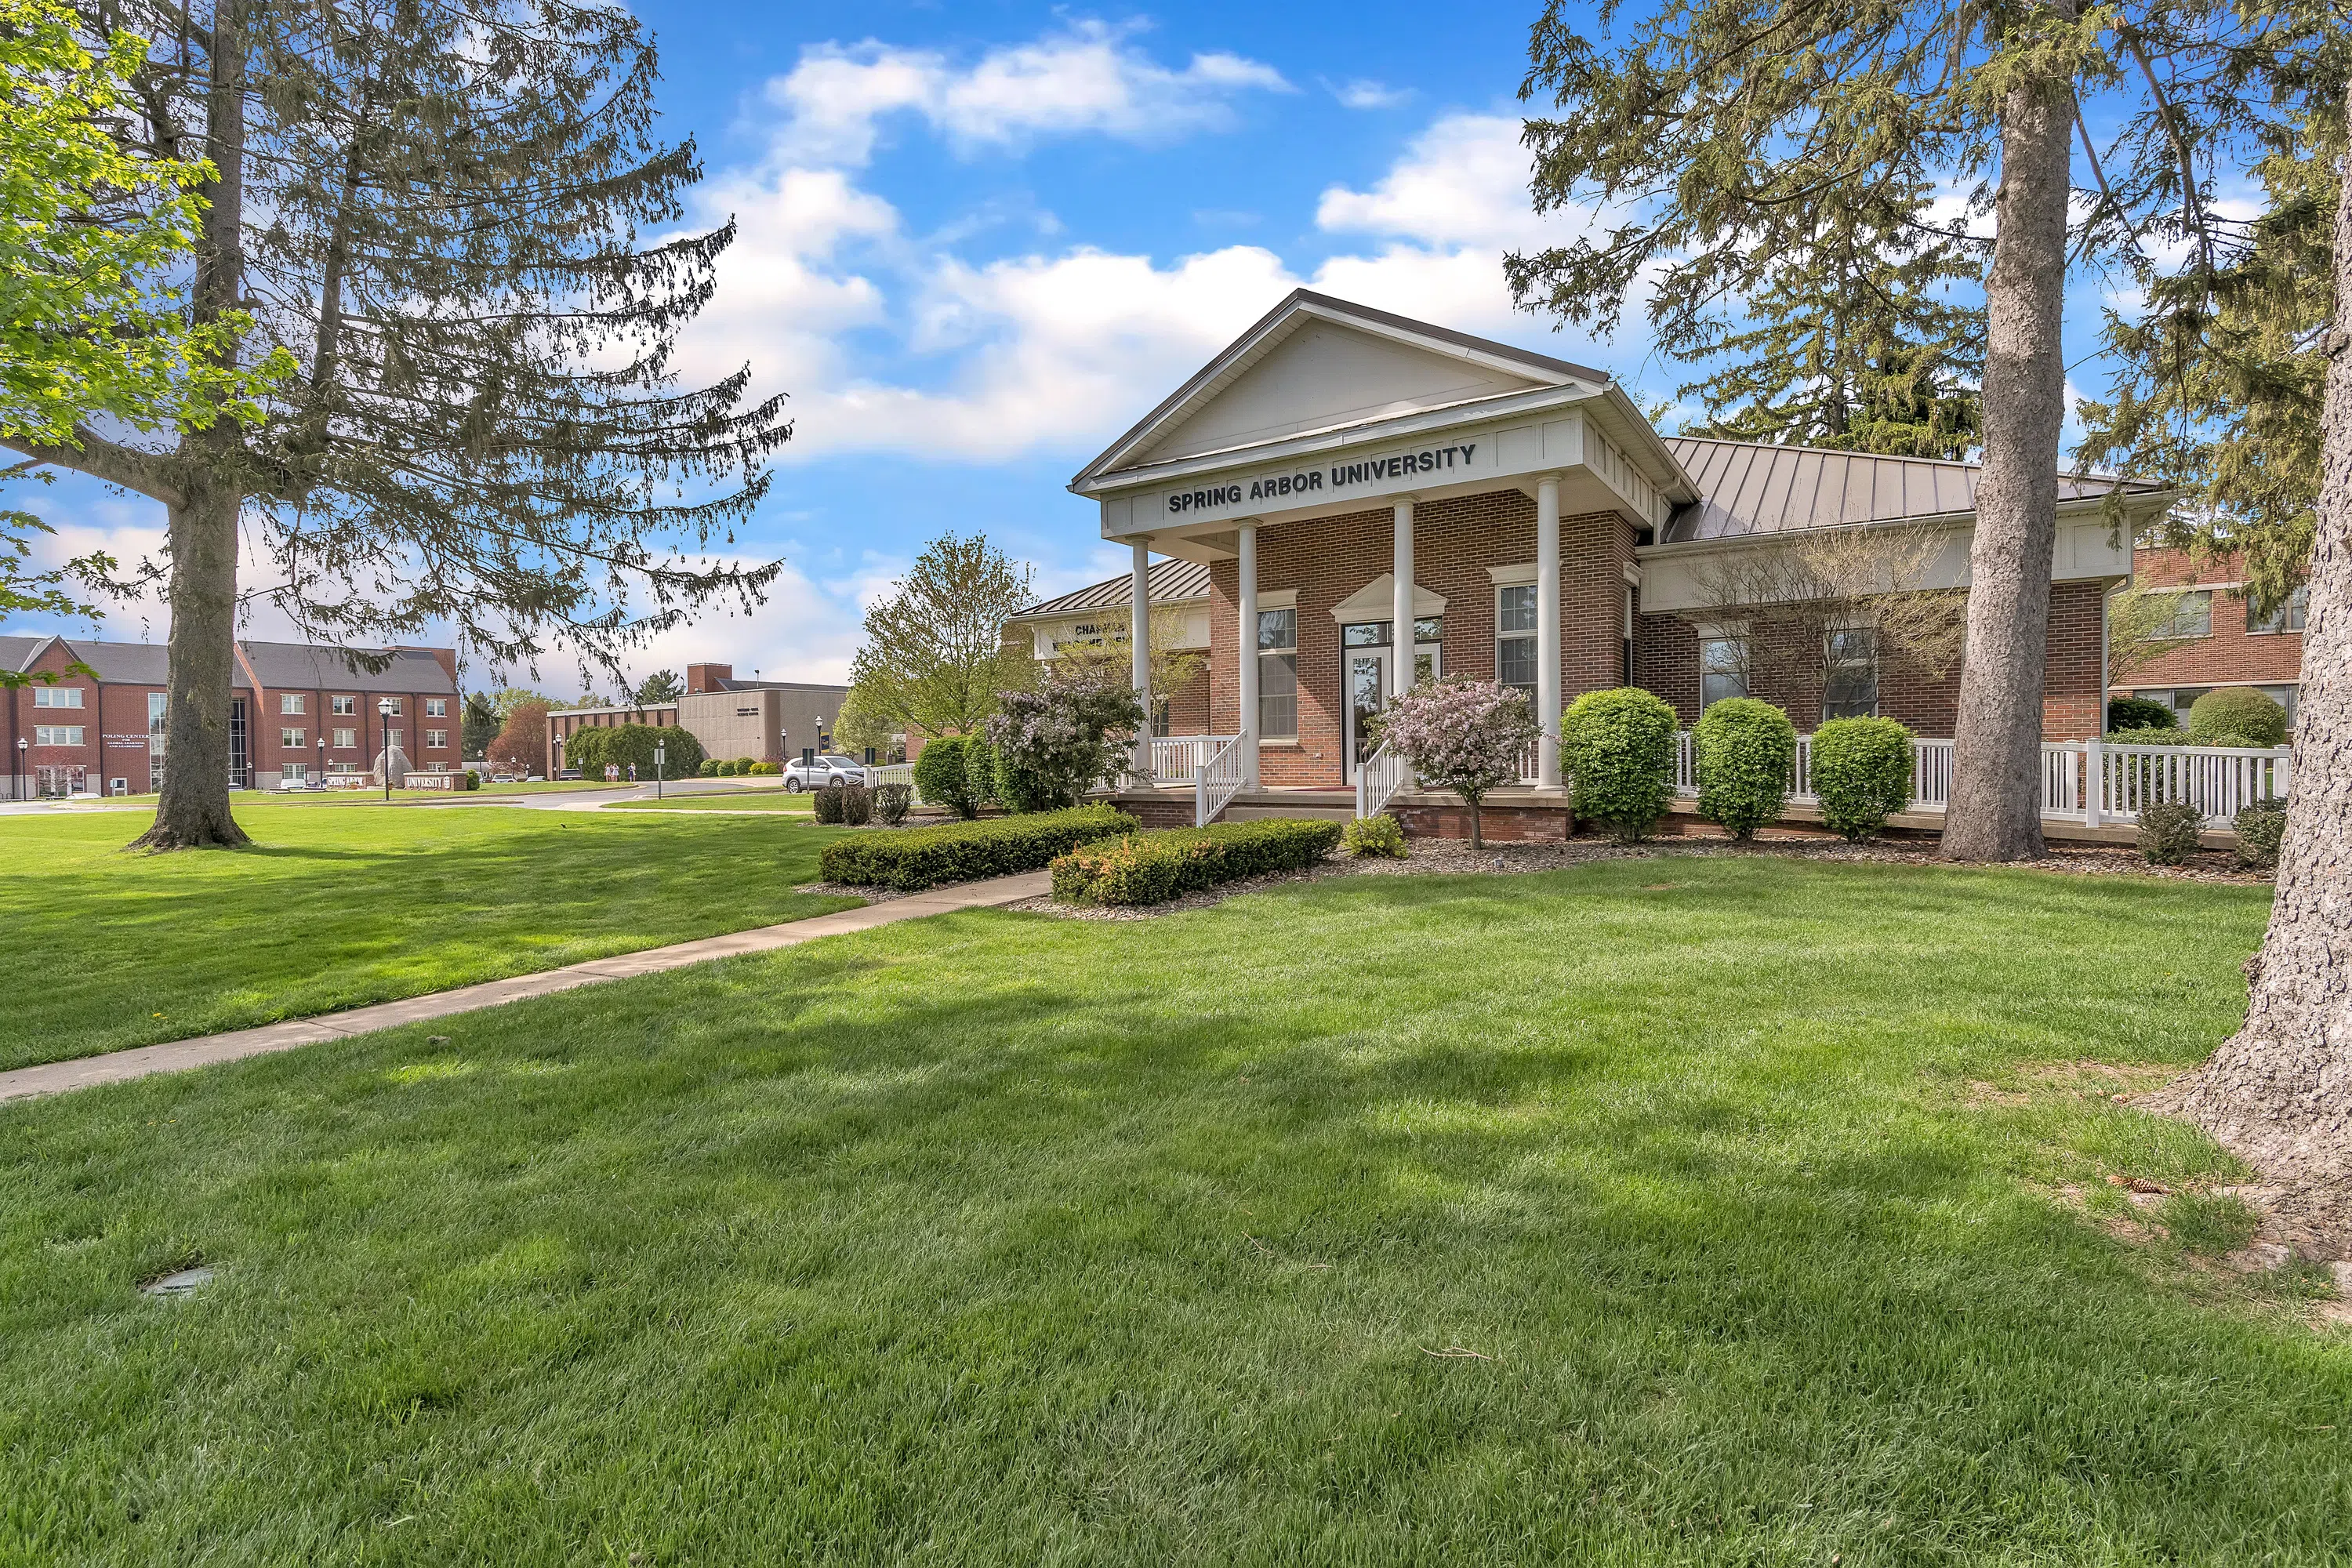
2119,545,2304,692
2041,578,2107,739
1166,664,1210,734
1205,488,1627,789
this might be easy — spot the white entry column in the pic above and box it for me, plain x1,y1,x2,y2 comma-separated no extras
1130,540,1152,782
1392,497,1415,698
1237,523,1261,789
1536,474,1563,789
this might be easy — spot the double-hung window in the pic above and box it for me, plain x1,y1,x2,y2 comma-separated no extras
425,728,448,750
280,727,306,749
1257,608,1298,739
331,727,358,749
426,698,448,718
2158,591,2214,638
1822,628,1879,720
31,686,84,708
1496,586,1537,697
280,692,305,714
1699,636,1749,709
34,725,85,746
332,694,356,716
2250,586,2308,634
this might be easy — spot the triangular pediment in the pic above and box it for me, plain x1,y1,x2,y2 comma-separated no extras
1074,290,1606,488
1331,574,1446,622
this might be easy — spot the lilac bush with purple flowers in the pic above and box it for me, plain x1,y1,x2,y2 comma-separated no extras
1373,676,1540,848
982,665,1146,812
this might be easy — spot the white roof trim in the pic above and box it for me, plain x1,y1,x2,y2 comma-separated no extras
1331,574,1446,622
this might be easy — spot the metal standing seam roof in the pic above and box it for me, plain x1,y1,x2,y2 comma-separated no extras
1011,558,1215,619
1660,437,2158,543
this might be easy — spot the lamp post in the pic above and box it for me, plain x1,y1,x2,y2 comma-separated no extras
655,742,665,801
377,695,395,801
316,735,325,789
14,735,24,801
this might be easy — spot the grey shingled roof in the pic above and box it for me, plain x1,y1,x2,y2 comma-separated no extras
1661,437,2159,542
1011,558,1214,620
1,633,216,685
238,641,456,694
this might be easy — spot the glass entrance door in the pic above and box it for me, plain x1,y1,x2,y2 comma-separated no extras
1345,647,1388,779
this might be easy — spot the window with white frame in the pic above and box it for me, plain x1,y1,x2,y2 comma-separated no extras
34,725,85,746
280,692,305,714
331,727,358,749
1258,608,1298,738
382,697,402,715
282,762,308,782
1496,585,1537,696
426,697,448,717
280,727,306,748
31,685,84,707
332,694,356,715
147,691,167,735
1699,636,1748,708
2250,585,2308,634
1822,628,1879,720
425,728,448,749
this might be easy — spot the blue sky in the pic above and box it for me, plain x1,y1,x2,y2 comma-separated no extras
5,1,2172,692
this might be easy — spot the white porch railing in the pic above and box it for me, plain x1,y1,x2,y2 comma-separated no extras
1196,735,1248,826
1355,740,1414,820
1152,734,1236,786
867,761,914,788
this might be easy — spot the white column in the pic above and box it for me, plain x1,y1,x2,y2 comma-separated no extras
1237,523,1260,789
1392,497,1415,698
1536,474,1563,789
1130,540,1152,782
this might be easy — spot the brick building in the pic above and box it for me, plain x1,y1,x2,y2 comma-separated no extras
1051,290,2164,820
2,633,459,799
1004,559,1213,735
2111,544,2307,723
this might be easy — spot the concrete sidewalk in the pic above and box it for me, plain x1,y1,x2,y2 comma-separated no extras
0,871,1050,1104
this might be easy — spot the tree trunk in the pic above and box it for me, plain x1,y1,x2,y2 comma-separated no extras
1470,796,1484,850
133,477,248,849
135,0,251,851
2154,132,2352,1195
1941,9,2076,863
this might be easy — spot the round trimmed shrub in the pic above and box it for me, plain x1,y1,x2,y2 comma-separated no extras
1560,688,1678,843
2138,798,2205,865
2107,695,2178,733
699,757,720,777
2186,688,2288,749
1340,814,1407,858
912,735,983,818
1693,698,1794,840
2233,796,2287,871
1809,717,1915,841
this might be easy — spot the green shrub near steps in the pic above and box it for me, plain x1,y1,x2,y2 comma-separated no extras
2186,688,2288,749
2233,797,2287,871
1340,814,1407,858
1809,717,1915,841
2138,799,2205,866
1051,818,1343,906
1693,697,1795,840
819,804,1138,891
1560,687,1677,843
2107,694,2178,733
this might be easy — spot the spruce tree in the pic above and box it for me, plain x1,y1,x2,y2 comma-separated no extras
0,0,791,848
1514,0,2112,861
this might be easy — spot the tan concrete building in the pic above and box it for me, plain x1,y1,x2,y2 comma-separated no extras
545,662,848,773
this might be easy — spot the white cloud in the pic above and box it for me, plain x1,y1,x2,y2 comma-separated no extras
1327,78,1413,111
764,22,1289,168
1315,113,1553,251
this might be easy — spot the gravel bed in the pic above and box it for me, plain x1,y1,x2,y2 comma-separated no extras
794,881,916,905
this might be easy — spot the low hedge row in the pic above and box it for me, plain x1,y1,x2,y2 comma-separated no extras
1050,818,1342,906
818,804,1137,891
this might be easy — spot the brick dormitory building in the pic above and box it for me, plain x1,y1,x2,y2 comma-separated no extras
2,633,460,798
1022,289,2176,836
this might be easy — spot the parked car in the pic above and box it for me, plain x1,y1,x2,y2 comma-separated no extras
556,768,583,781
782,754,867,791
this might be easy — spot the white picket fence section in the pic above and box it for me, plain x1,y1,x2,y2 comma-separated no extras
867,761,914,788
1152,733,1235,785
1355,740,1414,822
1195,735,1249,826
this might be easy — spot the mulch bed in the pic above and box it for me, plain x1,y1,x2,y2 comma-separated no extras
1004,831,2271,921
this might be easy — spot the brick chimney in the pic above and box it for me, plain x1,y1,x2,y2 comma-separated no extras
686,662,731,693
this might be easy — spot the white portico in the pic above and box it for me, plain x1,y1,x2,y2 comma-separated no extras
1069,289,1695,811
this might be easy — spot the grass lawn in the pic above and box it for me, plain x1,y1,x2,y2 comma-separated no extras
0,804,853,1073
5,855,2343,1563
606,788,813,812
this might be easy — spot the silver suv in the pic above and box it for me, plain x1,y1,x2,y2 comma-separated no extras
782,754,867,791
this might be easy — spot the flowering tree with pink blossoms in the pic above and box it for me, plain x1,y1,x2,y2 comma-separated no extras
1374,677,1540,848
